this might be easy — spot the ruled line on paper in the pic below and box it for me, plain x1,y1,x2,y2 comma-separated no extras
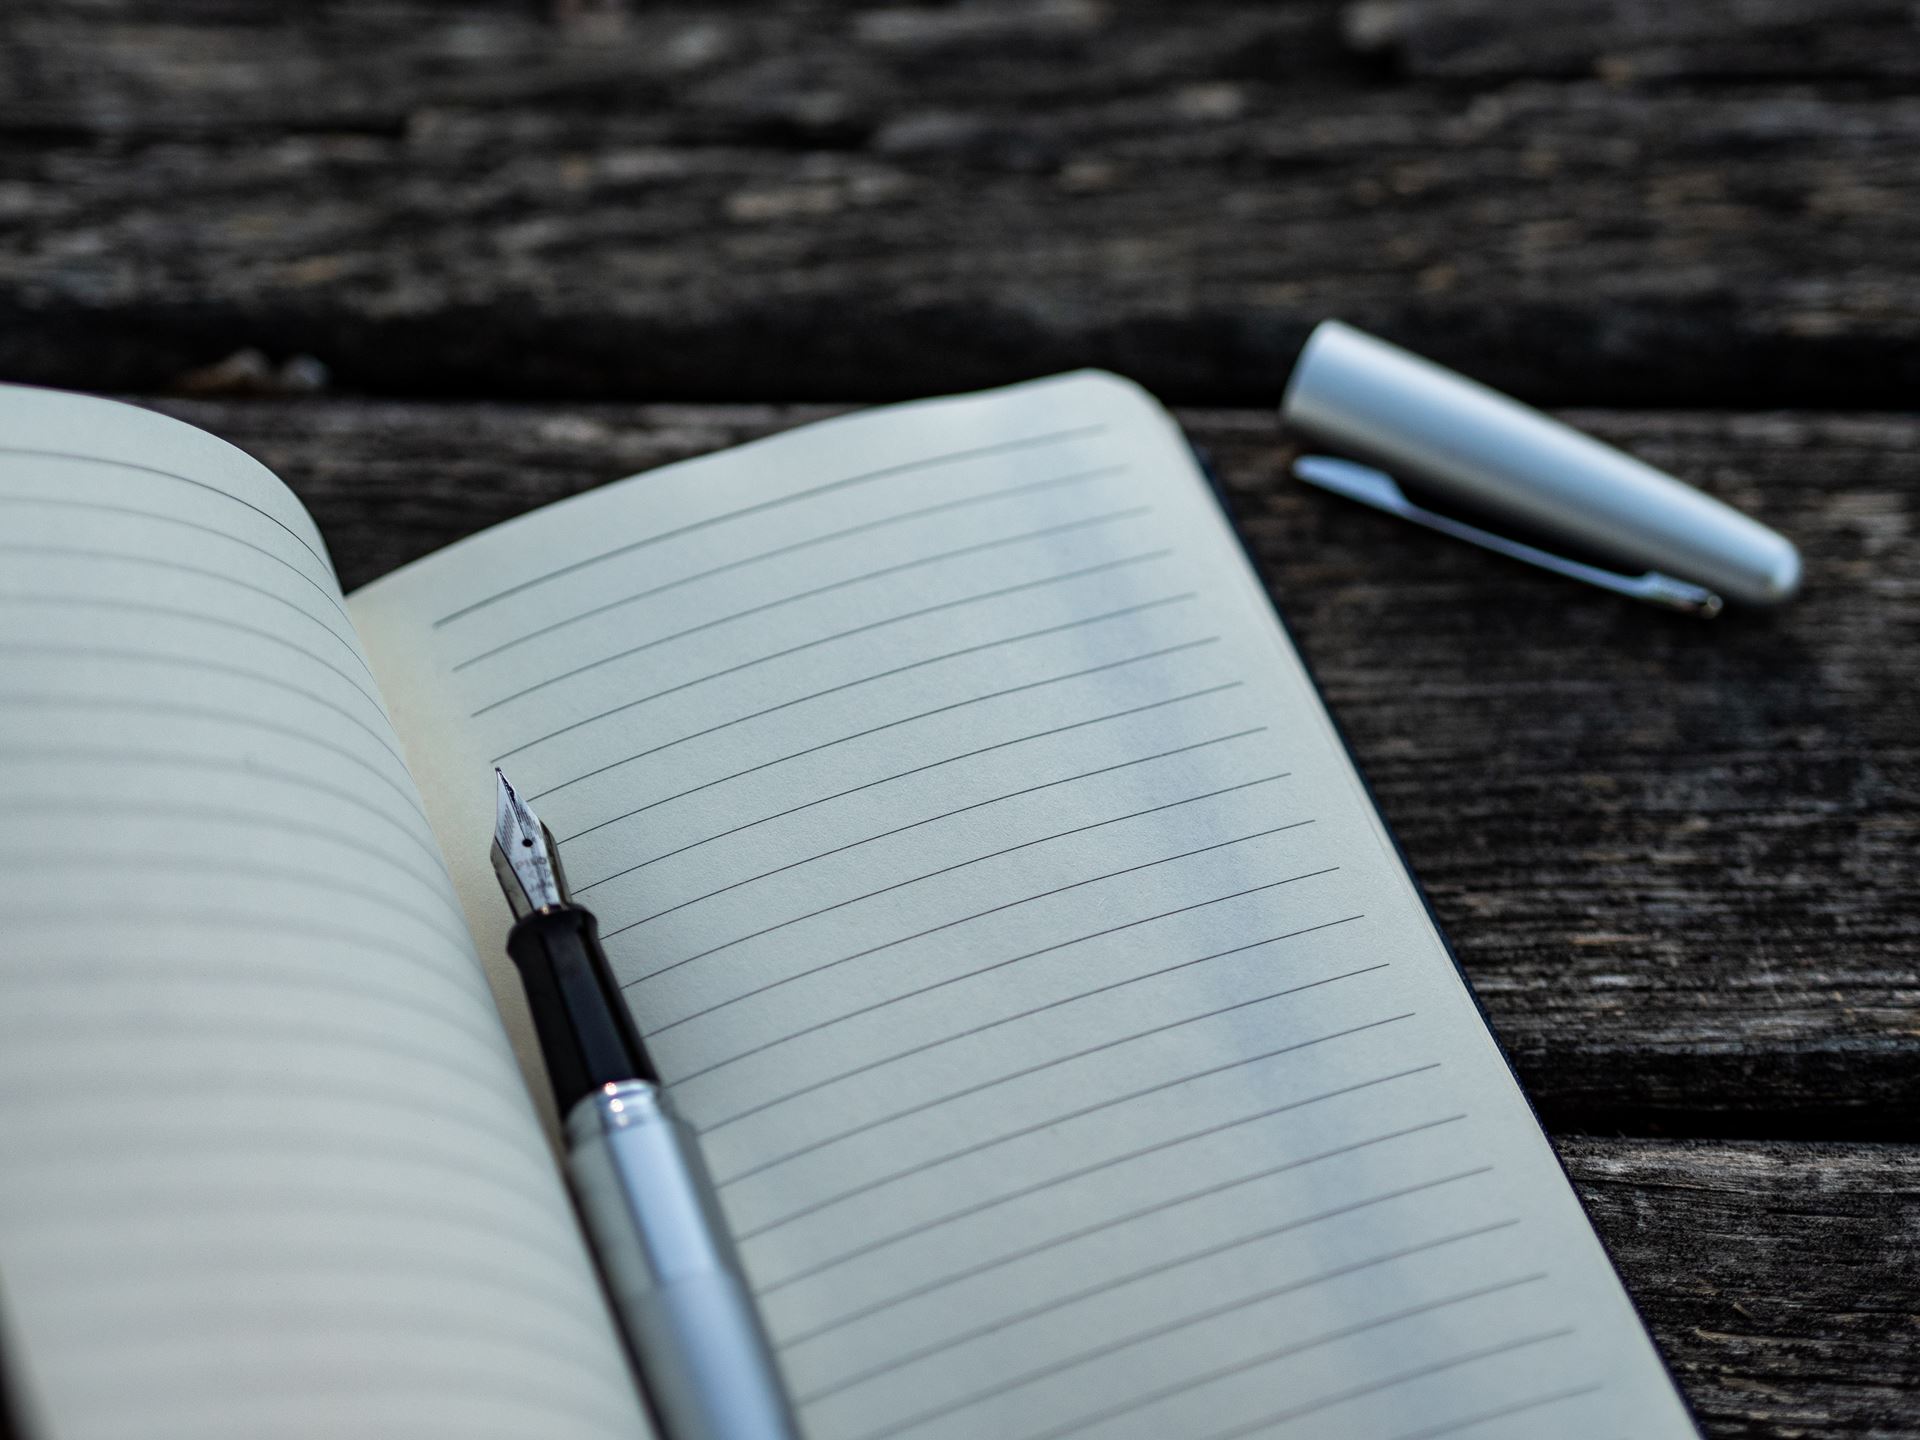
1378,1385,1608,1440
0,643,403,766
645,840,1320,1044
3,1258,628,1386
470,506,1157,716
15,851,472,951
0,446,334,571
763,1078,1445,1331
563,681,1244,860
843,1224,1539,1440
0,491,351,620
0,594,387,711
777,1113,1466,1353
431,422,1113,628
1015,1272,1551,1440
493,558,1185,765
714,962,1386,1190
0,544,376,682
740,1015,1415,1252
822,1233,1531,1423
668,881,1353,1089
4,978,512,1111
452,467,1132,672
706,925,1367,1136
3,938,538,1113
2,1107,586,1266
1185,1326,1578,1440
0,969,601,1266
6,907,493,1028
0,695,428,823
34,1157,585,1294
637,838,1329,1033
594,728,1270,920
795,1166,1498,1406
8,798,462,918
17,1153,592,1276
703,911,1364,1134
622,777,1296,981
535,635,1223,807
486,483,1102,675
501,579,1190,784
4,937,511,1082
1,746,450,877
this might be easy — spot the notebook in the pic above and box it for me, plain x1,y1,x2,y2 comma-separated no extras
0,373,1699,1440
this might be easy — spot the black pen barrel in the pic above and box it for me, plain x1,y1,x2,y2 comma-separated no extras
506,904,657,1113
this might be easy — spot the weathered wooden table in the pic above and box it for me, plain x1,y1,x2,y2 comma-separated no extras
4,3,1915,1435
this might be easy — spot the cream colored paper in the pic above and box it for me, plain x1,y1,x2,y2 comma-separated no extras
0,389,650,1440
353,373,1698,1440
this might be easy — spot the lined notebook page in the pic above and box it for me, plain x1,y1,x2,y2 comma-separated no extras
352,373,1698,1440
0,388,650,1440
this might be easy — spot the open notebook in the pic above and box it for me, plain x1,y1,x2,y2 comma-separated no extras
0,374,1699,1440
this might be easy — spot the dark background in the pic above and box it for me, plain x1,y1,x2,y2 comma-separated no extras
3,3,1917,1436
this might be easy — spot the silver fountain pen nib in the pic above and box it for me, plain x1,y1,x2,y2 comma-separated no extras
491,769,569,919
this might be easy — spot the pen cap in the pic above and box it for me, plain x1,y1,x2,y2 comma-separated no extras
1280,321,1801,606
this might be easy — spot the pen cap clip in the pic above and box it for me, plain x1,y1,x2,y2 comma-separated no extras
1279,321,1800,606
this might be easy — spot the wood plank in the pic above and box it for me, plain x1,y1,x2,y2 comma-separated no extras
1563,1137,1920,1439
132,395,1920,1132
1346,0,1920,82
2,1,1915,404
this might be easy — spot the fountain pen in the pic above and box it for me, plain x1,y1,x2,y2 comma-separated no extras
491,770,800,1440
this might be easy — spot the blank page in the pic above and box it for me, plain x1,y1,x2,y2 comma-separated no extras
353,373,1698,1440
0,389,650,1440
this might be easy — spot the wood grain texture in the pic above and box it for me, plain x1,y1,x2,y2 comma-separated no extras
133,395,1920,1137
1344,0,1920,82
3,0,1916,404
1563,1137,1920,1440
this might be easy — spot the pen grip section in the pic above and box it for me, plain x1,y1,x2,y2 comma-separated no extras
506,905,656,1113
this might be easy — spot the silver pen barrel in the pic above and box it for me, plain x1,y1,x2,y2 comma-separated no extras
566,1080,801,1440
